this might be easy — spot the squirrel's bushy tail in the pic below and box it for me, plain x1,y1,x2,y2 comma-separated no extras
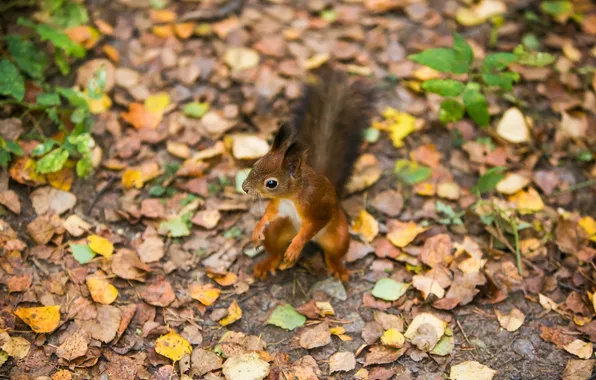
291,67,376,195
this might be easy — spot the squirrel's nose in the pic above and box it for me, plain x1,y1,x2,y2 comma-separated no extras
241,182,249,194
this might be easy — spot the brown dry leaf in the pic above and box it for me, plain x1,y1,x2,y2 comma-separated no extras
191,210,221,230
76,59,115,92
387,221,427,248
189,283,221,306
7,274,32,293
565,340,593,359
329,351,356,373
351,210,379,242
30,186,77,215
121,103,163,130
166,141,191,159
138,236,165,263
191,349,223,377
79,304,121,343
437,182,461,200
450,361,497,380
63,215,91,237
86,276,118,305
0,190,20,214
231,134,269,160
112,249,151,282
56,330,88,361
539,293,559,312
562,359,594,380
495,308,525,332
364,345,406,366
220,299,242,326
299,322,331,349
224,47,260,72
412,274,446,300
420,234,452,267
371,189,403,217
345,154,382,194
14,305,61,333
496,173,530,195
0,334,30,359
140,278,176,307
27,214,62,244
411,144,442,167
540,325,575,349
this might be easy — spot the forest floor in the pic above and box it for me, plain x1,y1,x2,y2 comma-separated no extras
1,0,596,379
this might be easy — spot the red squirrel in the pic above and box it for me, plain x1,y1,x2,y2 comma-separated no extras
241,67,376,282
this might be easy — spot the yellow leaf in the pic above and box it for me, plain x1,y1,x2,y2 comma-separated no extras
304,53,330,70
189,283,221,306
579,216,596,242
389,113,416,148
564,339,593,359
414,182,435,196
508,187,544,214
86,277,118,305
47,166,74,191
150,9,177,23
381,328,405,348
86,92,112,114
122,169,144,189
65,26,100,49
152,25,174,38
329,326,345,336
315,301,335,316
1,336,30,359
351,210,379,242
174,23,195,39
121,103,163,129
14,305,61,333
155,331,192,362
145,92,171,114
387,221,427,248
52,370,73,380
103,45,120,63
207,272,238,287
220,299,242,326
88,235,114,259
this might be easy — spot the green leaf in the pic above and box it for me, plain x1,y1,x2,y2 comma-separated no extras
430,335,455,356
57,87,88,108
514,45,556,67
49,1,89,28
463,87,490,126
439,99,465,124
0,149,11,169
33,140,57,157
266,304,306,331
4,140,23,156
6,36,49,79
0,60,25,102
482,72,520,91
87,65,107,100
183,102,210,118
36,148,69,174
160,217,190,238
540,1,573,16
372,278,410,301
394,159,432,185
149,185,167,197
70,243,96,264
76,156,93,177
421,79,465,97
37,93,61,106
453,33,474,68
522,33,541,51
32,23,86,58
320,9,337,23
472,166,506,194
54,49,70,75
481,53,518,72
409,48,468,74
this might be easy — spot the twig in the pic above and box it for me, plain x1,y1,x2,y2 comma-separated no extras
552,179,596,196
454,315,471,346
86,176,117,215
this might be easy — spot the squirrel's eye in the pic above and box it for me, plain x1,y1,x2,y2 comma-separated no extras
265,179,278,189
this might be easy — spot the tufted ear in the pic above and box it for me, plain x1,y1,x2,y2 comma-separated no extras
271,122,293,152
282,141,305,177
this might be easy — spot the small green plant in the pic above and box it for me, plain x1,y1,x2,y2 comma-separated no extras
0,2,100,178
408,33,554,127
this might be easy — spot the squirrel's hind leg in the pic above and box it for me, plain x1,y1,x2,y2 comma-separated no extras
254,217,296,280
315,217,351,283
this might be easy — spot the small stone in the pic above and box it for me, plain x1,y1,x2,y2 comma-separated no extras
512,338,536,359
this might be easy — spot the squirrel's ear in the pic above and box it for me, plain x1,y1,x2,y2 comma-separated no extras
271,122,292,152
282,141,304,177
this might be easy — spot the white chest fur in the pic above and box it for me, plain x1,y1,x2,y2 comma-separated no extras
278,199,302,230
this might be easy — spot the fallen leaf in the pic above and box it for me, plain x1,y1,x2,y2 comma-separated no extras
372,278,410,301
138,236,165,263
140,278,176,307
1,335,30,359
122,169,144,189
371,190,403,217
345,154,382,194
509,188,544,214
267,304,306,331
431,334,455,356
174,23,195,39
224,47,260,72
222,352,270,380
231,134,269,160
456,0,506,26
63,215,91,237
88,235,114,259
380,328,405,348
496,173,531,194
70,243,96,264
209,272,238,287
56,330,88,361
420,233,453,267
579,216,596,242
562,359,594,380
352,209,379,242
220,299,242,326
387,221,427,248
404,313,446,343
0,190,20,214
299,322,331,349
155,331,192,362
86,276,118,305
30,186,77,215
329,351,356,373
412,274,446,300
539,293,559,312
14,305,61,333
450,361,497,380
437,182,461,200
189,283,221,306
192,348,223,376
496,108,530,143
191,210,221,229
304,53,330,70
564,339,593,359
364,345,405,366
495,308,525,332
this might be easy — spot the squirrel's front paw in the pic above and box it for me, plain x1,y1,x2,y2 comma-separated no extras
279,246,301,270
252,223,268,246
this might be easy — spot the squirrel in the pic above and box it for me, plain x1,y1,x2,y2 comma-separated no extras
241,66,376,282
